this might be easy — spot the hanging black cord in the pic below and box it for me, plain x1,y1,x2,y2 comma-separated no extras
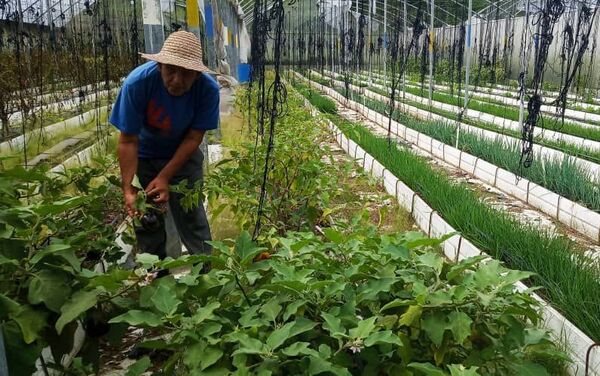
250,0,269,171
520,0,565,168
130,0,140,68
552,3,599,121
357,7,366,69
387,1,427,145
253,0,286,240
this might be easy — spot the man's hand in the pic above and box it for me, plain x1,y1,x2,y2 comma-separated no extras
123,188,139,218
146,175,170,204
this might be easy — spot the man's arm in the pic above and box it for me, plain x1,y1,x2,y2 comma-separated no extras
145,129,205,203
117,132,139,216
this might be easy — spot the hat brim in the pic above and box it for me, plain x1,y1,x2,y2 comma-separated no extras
140,52,216,74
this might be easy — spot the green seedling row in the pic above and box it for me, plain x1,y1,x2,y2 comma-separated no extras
301,93,600,343
329,70,600,142
333,86,600,213
359,70,600,113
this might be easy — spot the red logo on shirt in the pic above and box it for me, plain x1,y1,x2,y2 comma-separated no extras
146,99,172,135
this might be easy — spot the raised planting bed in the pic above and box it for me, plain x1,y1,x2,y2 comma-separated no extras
6,87,118,127
295,79,600,250
359,69,600,120
363,69,600,109
308,70,600,170
294,85,600,374
93,83,572,375
321,70,600,151
299,73,600,217
0,105,110,157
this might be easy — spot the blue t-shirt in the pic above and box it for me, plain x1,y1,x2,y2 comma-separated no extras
109,61,220,159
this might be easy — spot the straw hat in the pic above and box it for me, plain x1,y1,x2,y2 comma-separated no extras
140,31,214,74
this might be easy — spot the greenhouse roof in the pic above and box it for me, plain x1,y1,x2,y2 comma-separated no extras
240,0,600,28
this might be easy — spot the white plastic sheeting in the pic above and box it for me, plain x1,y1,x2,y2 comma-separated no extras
0,105,110,155
299,95,600,376
7,87,118,125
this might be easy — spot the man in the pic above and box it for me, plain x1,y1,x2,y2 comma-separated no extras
110,31,219,260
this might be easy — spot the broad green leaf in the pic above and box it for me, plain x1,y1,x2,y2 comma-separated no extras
28,269,71,312
428,290,455,307
283,299,307,321
523,328,549,346
260,298,282,322
0,223,15,239
235,231,264,265
323,228,344,244
498,270,536,288
230,333,266,356
318,344,332,358
266,322,295,350
262,281,305,294
55,289,99,334
473,260,503,288
0,294,20,318
399,305,423,327
288,317,317,338
183,341,206,368
87,269,132,291
405,232,456,250
380,299,414,312
408,362,448,376
447,312,472,344
421,312,447,347
193,302,221,324
2,321,43,376
379,314,399,330
108,310,164,327
380,244,409,261
198,322,223,338
281,342,319,357
270,262,296,281
266,318,316,350
349,316,377,339
12,306,47,344
417,252,444,275
308,355,352,376
364,330,403,347
136,253,160,268
201,347,224,370
321,312,346,337
139,285,157,308
357,277,396,302
175,255,213,272
35,196,89,216
0,254,18,265
446,256,487,281
151,284,182,314
447,365,480,376
510,361,550,376
124,356,152,376
137,339,169,350
238,305,265,328
29,244,80,271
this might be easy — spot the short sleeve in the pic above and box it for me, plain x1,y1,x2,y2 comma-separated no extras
109,82,145,135
190,75,220,131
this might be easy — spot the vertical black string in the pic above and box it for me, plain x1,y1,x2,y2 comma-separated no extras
253,0,286,240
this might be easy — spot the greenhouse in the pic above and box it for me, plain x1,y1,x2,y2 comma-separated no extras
1,0,600,374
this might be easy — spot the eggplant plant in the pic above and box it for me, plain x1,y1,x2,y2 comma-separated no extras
0,159,138,375
108,228,569,375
